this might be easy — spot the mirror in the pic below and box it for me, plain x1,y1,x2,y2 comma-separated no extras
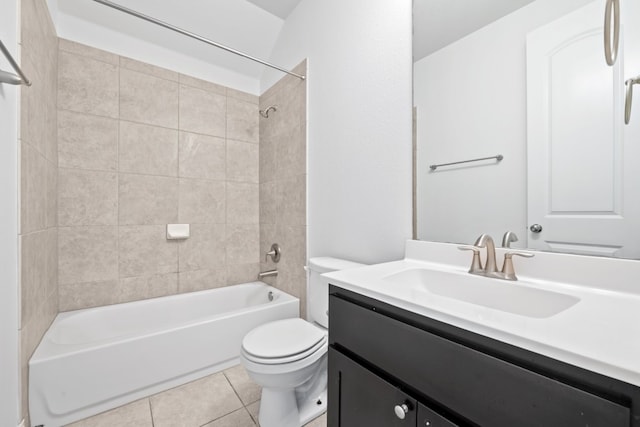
413,0,640,259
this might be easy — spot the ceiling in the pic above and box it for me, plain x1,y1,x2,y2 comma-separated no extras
50,0,539,82
414,0,537,61
50,0,303,81
246,0,303,20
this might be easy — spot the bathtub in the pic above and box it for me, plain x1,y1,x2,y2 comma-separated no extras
29,282,299,427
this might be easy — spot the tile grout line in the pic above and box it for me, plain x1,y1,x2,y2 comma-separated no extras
222,371,259,426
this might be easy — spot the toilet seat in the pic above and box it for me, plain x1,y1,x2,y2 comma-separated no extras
242,318,327,365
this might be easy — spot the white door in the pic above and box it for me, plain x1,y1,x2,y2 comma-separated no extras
527,0,640,258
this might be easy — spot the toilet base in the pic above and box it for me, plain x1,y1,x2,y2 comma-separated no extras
258,388,327,427
299,389,327,425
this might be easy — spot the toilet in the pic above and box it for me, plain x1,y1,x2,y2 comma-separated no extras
240,257,365,427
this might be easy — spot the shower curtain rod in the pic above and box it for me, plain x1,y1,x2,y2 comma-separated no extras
92,0,306,80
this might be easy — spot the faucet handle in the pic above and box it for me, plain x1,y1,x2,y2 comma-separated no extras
458,245,484,274
501,231,518,248
501,251,534,280
265,243,281,263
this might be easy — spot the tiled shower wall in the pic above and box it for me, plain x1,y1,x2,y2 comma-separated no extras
259,61,308,316
19,0,59,422
56,40,261,311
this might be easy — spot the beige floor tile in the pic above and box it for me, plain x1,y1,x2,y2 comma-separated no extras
223,364,262,405
304,413,327,427
149,373,243,427
66,398,153,427
246,400,260,425
202,408,256,427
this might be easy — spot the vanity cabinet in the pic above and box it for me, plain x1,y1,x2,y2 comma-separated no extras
328,286,640,427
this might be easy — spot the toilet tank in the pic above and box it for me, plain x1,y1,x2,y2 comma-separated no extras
307,257,366,328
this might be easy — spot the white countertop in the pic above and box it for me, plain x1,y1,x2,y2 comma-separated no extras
324,240,640,387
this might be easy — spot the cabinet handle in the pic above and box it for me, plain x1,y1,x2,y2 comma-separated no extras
604,0,620,66
625,76,640,124
394,403,409,420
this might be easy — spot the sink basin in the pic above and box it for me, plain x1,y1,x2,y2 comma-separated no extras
383,268,580,318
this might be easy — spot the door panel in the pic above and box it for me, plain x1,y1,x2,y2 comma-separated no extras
527,0,640,258
329,348,417,427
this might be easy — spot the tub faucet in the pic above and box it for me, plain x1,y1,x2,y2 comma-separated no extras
473,233,499,277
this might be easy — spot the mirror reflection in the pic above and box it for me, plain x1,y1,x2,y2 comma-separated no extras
414,0,640,259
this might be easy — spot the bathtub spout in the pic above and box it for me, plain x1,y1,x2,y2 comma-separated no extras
258,270,278,279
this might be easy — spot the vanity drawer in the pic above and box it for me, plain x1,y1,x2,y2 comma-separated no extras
329,295,631,427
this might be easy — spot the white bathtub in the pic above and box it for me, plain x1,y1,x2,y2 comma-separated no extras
29,282,299,427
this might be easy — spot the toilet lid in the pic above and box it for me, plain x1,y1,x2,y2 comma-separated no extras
242,318,326,360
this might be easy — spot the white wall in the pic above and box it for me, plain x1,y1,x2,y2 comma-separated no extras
414,0,593,247
263,0,414,264
0,0,21,424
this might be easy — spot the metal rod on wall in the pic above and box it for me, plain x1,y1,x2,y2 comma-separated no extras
92,0,306,80
429,154,503,171
0,40,31,86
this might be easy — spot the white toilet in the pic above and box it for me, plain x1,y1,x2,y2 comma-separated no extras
240,257,364,427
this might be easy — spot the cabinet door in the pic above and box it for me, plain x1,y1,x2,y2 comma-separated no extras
417,403,458,427
329,348,417,427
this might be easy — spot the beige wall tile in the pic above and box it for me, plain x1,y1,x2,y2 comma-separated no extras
120,68,179,128
179,74,226,95
226,263,260,286
58,226,118,285
276,124,306,179
58,51,119,118
58,169,118,226
226,88,258,104
227,182,259,225
258,141,276,184
20,230,48,325
21,1,58,421
227,98,258,144
226,224,259,265
227,140,258,183
178,132,226,180
120,56,180,82
45,228,59,298
67,398,153,427
58,110,118,171
45,159,58,229
119,121,178,177
179,85,226,137
149,373,242,427
203,408,256,427
119,273,178,303
58,280,119,311
178,269,227,293
178,179,226,224
259,182,278,225
119,225,178,278
223,365,261,405
277,174,306,227
119,174,179,225
178,224,226,272
59,38,119,65
20,143,47,234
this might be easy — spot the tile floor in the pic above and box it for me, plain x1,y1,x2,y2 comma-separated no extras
65,363,327,427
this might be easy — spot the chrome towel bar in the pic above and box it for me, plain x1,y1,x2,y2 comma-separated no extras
429,154,503,171
0,40,31,86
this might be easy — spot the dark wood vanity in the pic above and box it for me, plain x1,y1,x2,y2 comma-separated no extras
327,285,640,426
